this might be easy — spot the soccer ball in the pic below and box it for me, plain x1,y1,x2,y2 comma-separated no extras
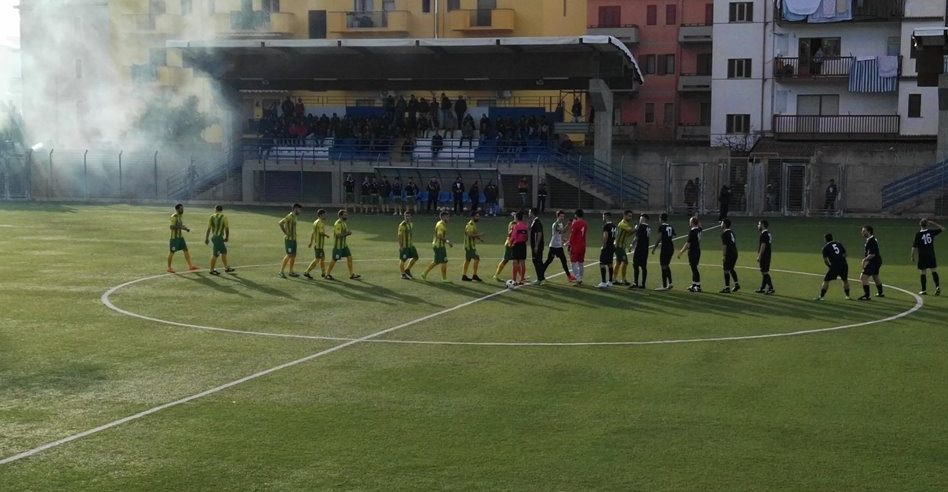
505,279,517,289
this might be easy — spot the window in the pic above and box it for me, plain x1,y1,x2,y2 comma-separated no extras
598,6,621,28
699,102,711,125
447,0,460,11
697,52,712,75
422,0,430,13
646,5,657,25
726,114,750,134
354,0,373,11
666,4,677,25
75,59,82,79
657,54,675,75
727,58,752,78
263,0,279,13
645,103,655,123
180,0,191,15
887,36,900,56
728,2,753,22
383,0,395,11
644,54,657,74
663,103,675,126
908,94,922,118
797,95,839,116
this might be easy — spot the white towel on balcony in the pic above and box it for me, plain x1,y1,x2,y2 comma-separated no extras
823,0,836,16
784,0,822,15
808,0,852,23
877,56,899,78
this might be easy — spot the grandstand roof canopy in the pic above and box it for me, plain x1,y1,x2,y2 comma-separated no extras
167,36,643,92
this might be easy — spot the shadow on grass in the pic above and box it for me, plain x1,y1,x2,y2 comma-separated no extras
217,273,298,300
179,273,252,298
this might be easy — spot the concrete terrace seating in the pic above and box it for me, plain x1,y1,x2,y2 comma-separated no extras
413,138,479,162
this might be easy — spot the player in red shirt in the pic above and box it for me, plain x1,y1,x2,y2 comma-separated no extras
508,211,530,285
568,209,588,286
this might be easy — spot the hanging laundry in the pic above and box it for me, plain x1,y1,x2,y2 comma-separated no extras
782,2,807,21
848,56,897,93
784,0,822,15
877,56,899,78
809,0,852,22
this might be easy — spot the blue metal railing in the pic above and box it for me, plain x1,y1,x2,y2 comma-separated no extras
881,160,948,210
548,152,649,206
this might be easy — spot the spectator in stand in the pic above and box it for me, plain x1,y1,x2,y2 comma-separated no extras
281,96,294,121
454,95,468,126
484,181,499,216
384,94,396,123
429,97,440,130
571,96,582,123
555,100,565,123
518,176,530,208
469,180,480,214
426,177,440,212
452,175,465,215
431,131,444,161
395,95,407,126
537,178,548,213
401,136,415,160
295,98,305,119
405,178,419,213
440,93,452,129
407,94,418,132
479,114,491,137
416,113,430,138
369,176,381,214
330,113,340,137
461,114,475,148
443,110,458,139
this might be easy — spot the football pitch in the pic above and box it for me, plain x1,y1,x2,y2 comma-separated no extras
0,202,946,490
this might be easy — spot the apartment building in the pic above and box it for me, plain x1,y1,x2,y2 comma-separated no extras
587,0,714,142
711,0,943,148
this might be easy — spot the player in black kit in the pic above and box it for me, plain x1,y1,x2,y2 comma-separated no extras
911,218,942,295
629,213,651,289
720,218,740,293
651,212,675,290
816,233,851,300
755,220,775,294
677,216,702,292
858,225,883,300
598,212,616,288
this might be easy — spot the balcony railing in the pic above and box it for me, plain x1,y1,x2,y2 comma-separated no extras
774,56,853,79
220,11,294,37
776,0,904,22
327,10,410,34
586,24,639,44
677,125,710,140
679,24,712,43
773,115,900,139
678,74,712,92
448,8,515,32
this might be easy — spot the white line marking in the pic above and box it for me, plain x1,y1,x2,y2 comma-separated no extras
1,276,517,466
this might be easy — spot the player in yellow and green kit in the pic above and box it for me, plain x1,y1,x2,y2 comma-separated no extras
325,209,361,280
422,211,453,282
204,204,235,275
492,211,517,281
167,203,198,273
612,210,634,286
303,209,330,279
398,210,419,280
461,210,485,282
278,203,302,278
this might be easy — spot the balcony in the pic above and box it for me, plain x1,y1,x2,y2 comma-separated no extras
214,11,295,38
328,10,410,36
773,115,900,140
776,0,904,23
678,74,711,92
774,56,853,80
678,24,712,44
677,125,710,140
587,24,639,44
123,14,183,33
447,9,515,33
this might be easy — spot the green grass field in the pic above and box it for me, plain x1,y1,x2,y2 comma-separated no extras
0,202,946,490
